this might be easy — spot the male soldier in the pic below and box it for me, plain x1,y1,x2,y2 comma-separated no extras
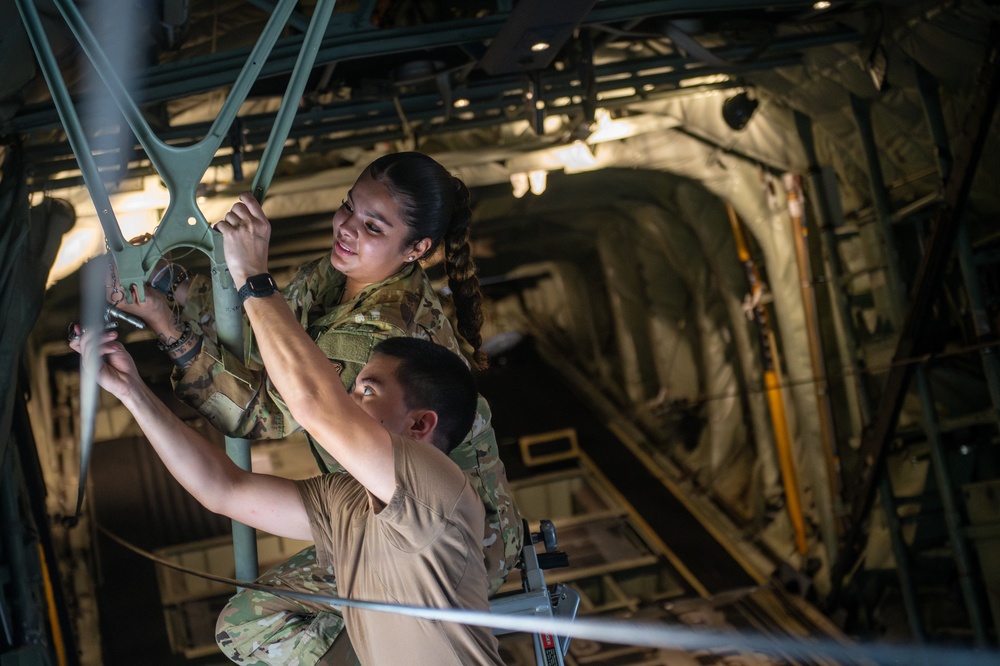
73,328,505,665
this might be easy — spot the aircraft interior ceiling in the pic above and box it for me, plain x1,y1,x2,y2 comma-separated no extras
2,0,1000,664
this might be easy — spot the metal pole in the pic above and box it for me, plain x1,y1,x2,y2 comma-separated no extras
955,225,1000,427
915,64,953,182
915,369,990,646
252,0,339,203
916,61,1000,431
14,0,124,252
849,93,908,326
877,473,926,641
793,112,870,427
794,111,928,634
16,0,324,583
784,172,841,562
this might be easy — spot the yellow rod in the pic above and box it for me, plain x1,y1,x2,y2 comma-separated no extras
38,543,68,666
764,370,810,555
726,202,810,556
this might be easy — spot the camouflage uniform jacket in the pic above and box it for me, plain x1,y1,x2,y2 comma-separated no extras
172,255,521,594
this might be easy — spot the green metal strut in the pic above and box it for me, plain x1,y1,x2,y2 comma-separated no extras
17,0,339,582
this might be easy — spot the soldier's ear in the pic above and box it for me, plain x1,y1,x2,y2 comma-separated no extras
407,410,440,447
409,237,432,261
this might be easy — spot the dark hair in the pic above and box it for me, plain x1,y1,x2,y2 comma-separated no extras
367,152,488,370
371,336,477,453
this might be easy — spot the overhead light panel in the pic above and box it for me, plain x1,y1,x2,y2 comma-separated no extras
554,141,597,172
587,108,631,143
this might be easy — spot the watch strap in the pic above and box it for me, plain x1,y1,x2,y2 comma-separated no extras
239,273,277,302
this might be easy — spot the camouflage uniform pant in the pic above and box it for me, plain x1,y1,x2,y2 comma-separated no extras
216,545,359,665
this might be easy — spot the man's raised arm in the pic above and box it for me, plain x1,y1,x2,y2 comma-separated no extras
73,329,311,540
215,194,397,502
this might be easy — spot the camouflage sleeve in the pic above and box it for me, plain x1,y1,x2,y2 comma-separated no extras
174,274,395,444
171,332,301,439
179,273,217,336
170,274,301,439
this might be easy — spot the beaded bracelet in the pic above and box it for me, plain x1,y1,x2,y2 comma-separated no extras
166,270,190,303
157,321,193,353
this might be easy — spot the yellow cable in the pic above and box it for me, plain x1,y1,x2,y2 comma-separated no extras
38,543,67,666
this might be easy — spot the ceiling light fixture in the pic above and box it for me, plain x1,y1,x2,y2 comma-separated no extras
596,87,637,101
679,73,732,88
530,41,550,52
586,108,631,143
528,170,548,195
722,91,758,131
812,1,831,9
510,172,530,198
453,98,470,108
554,141,597,172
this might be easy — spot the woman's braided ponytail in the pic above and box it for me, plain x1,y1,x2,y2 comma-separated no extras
444,178,488,370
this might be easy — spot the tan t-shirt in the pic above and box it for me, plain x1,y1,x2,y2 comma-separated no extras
296,434,505,666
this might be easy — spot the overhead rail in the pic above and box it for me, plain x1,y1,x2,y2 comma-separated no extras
8,0,859,135
21,49,805,191
12,12,862,189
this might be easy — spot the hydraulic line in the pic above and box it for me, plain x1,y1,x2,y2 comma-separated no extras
725,202,809,556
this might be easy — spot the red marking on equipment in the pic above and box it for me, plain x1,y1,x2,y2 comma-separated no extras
542,634,555,649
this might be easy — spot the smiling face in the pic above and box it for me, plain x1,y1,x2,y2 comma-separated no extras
330,169,431,300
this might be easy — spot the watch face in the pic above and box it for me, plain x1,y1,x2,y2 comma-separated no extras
247,274,276,292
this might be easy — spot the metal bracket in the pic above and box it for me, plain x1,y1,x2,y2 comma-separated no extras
490,520,579,665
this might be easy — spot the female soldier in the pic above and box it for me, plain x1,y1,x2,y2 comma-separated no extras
119,152,521,664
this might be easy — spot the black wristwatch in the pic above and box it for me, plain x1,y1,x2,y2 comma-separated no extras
238,273,278,302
